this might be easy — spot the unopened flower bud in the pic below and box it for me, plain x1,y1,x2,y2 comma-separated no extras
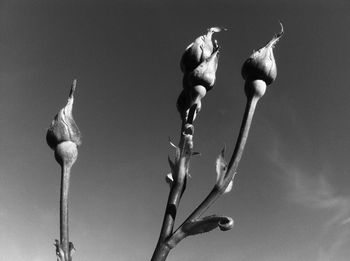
46,80,82,166
180,27,224,73
242,23,283,85
178,27,225,122
186,49,219,91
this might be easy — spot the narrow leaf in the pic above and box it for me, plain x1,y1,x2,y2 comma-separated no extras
224,180,233,194
216,148,227,184
165,173,174,186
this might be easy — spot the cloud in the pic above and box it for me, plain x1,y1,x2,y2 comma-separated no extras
269,143,350,261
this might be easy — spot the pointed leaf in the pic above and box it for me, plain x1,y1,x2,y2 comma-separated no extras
168,137,181,161
166,173,174,186
168,137,178,149
224,180,233,194
69,241,76,257
216,148,227,184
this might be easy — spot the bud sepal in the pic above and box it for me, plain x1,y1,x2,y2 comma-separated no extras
242,23,283,86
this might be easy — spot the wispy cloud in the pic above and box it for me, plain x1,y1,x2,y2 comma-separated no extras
269,143,350,261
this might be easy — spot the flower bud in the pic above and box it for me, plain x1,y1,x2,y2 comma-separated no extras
46,80,82,164
186,49,219,91
178,27,225,122
242,23,283,85
180,27,224,73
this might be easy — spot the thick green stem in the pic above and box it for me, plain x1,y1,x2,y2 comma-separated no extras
60,164,71,261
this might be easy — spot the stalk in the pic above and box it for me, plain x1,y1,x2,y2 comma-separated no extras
151,122,194,261
171,91,261,243
47,80,81,261
60,164,72,261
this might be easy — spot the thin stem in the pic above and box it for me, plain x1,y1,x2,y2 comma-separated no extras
227,95,259,174
173,95,260,234
60,164,71,261
158,156,186,241
151,123,192,261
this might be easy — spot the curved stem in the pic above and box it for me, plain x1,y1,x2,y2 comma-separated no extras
60,164,71,261
227,95,259,174
172,95,260,237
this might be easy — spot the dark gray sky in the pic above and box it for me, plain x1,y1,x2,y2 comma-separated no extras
1,0,350,260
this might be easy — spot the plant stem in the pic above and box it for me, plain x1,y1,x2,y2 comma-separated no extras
173,94,260,232
151,242,172,261
151,123,192,261
60,164,71,261
158,155,186,241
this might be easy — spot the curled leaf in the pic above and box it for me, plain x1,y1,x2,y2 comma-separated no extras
218,216,234,231
182,215,234,236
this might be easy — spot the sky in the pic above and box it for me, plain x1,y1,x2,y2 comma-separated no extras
1,0,350,261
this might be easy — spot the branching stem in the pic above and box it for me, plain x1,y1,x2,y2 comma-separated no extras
151,122,193,261
152,84,262,260
170,94,260,243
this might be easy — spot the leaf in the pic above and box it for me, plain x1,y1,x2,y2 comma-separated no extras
224,180,233,194
54,239,64,261
168,137,180,162
216,147,227,184
165,173,174,186
182,215,234,236
168,137,178,149
69,241,76,257
218,216,234,231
